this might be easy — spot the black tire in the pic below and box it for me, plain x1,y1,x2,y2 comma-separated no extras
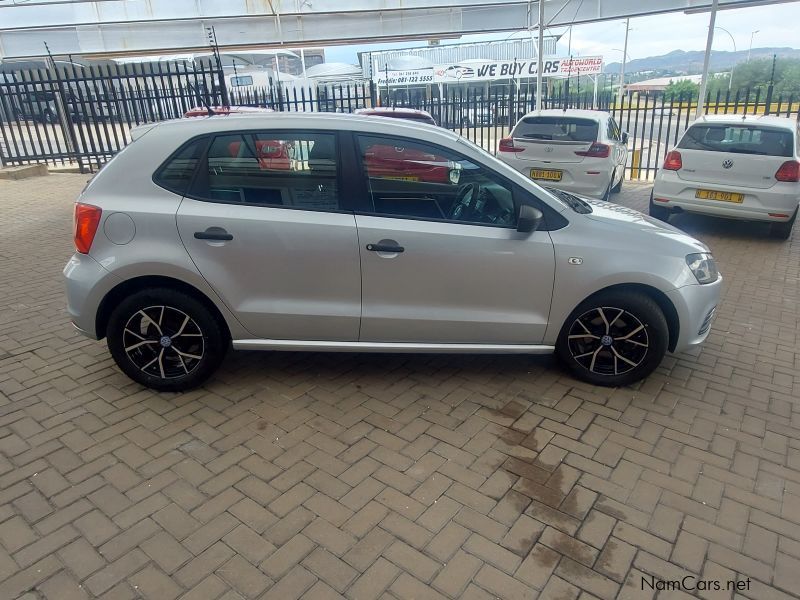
770,208,797,240
611,172,623,193
42,109,55,124
601,183,612,202
106,288,228,392
649,192,671,222
556,291,669,387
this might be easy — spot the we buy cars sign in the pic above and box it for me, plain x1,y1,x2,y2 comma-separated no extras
434,57,603,82
374,57,602,86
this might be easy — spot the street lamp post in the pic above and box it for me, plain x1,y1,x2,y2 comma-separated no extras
616,18,630,108
747,30,759,62
714,26,737,91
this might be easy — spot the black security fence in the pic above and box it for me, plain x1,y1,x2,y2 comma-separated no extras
2,60,799,177
0,60,225,172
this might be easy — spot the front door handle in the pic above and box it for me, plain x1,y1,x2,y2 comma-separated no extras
194,228,233,241
366,243,404,253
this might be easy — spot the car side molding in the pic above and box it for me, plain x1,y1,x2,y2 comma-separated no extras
232,339,555,354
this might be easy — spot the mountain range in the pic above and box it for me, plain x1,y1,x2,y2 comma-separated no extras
603,46,800,75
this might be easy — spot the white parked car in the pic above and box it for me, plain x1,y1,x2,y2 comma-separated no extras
498,109,628,201
650,115,799,239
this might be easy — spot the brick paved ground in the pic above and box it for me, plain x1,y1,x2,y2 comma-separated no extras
0,173,799,600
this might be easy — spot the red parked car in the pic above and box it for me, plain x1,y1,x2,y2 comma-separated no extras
355,107,437,127
183,105,273,117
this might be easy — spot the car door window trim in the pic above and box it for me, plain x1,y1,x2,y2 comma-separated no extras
183,128,354,214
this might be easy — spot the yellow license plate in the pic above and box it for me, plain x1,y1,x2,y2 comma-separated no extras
382,175,419,182
695,189,743,203
530,169,562,182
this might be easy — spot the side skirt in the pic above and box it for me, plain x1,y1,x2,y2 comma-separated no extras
232,339,555,354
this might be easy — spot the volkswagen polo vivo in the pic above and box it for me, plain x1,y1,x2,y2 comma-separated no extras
64,113,721,391
650,115,799,239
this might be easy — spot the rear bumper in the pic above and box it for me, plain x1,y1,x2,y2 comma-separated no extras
498,155,613,199
63,252,119,340
653,173,800,222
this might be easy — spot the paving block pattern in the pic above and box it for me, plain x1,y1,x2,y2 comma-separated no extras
0,174,798,599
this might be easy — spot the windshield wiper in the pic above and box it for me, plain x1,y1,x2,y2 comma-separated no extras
547,188,592,214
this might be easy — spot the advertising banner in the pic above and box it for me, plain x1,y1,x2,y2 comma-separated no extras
374,56,603,86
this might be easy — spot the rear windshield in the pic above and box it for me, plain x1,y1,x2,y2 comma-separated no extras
513,117,599,142
678,124,794,157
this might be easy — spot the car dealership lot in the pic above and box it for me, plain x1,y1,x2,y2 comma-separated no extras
0,173,798,599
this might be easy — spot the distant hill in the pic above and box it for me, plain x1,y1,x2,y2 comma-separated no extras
604,47,800,75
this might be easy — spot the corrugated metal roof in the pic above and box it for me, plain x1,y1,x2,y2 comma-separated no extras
305,62,364,81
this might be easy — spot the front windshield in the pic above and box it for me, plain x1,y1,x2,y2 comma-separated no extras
456,135,589,213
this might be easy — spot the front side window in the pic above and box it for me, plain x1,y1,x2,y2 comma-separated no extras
513,117,599,142
154,137,207,195
356,135,516,227
607,119,621,141
679,125,793,157
196,132,340,211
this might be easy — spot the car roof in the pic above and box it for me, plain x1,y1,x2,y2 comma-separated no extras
519,108,609,122
692,114,797,131
141,111,456,140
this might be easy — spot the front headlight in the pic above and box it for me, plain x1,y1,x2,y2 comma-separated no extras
686,253,719,284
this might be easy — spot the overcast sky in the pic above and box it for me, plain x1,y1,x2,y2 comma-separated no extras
324,2,800,65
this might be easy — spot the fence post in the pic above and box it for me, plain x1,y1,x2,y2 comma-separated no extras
44,46,84,171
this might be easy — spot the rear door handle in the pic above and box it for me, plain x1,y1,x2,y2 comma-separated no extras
366,243,404,253
194,229,233,241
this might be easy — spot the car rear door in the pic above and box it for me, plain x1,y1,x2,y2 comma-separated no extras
175,130,362,341
351,133,556,345
675,123,794,189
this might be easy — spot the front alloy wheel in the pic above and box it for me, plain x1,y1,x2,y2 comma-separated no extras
557,291,668,386
107,288,227,391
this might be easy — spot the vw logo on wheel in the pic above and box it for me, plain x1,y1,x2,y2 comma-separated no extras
545,146,554,153
722,159,734,169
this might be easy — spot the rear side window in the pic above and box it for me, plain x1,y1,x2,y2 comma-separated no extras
154,137,207,195
513,117,599,142
193,131,341,211
679,125,793,157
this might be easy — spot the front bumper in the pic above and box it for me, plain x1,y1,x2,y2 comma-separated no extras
666,276,723,353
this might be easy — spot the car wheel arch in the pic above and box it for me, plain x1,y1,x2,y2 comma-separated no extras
558,282,680,353
95,275,232,342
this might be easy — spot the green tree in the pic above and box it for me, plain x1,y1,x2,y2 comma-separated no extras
664,79,699,100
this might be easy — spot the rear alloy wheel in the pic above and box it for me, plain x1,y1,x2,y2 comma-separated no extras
770,208,797,240
556,291,668,387
107,288,227,392
649,192,671,222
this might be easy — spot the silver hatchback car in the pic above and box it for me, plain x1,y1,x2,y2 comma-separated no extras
64,113,722,391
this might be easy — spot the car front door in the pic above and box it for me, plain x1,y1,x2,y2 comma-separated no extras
175,130,361,341
351,133,556,345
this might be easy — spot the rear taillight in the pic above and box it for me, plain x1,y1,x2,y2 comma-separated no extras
574,142,610,158
73,203,102,254
663,150,683,171
775,160,800,182
499,137,524,153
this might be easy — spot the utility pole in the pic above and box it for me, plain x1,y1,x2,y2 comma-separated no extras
617,18,630,109
535,0,545,114
695,0,718,119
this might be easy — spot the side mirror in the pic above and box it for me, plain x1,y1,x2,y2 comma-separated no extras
621,132,629,144
517,204,543,233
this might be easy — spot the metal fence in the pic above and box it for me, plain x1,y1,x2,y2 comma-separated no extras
2,60,799,177
0,60,224,172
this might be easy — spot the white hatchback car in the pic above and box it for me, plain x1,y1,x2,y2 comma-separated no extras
498,109,628,201
650,115,799,239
